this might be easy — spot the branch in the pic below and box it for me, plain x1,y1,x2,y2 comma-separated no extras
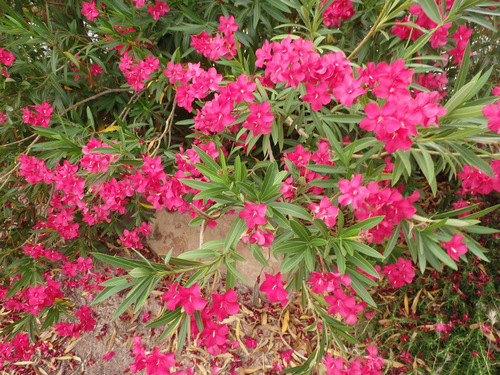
61,88,133,115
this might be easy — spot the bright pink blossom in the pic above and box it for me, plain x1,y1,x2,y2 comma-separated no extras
483,101,500,134
208,289,240,322
81,1,99,21
242,101,274,136
260,272,289,306
309,197,339,227
239,202,267,229
443,234,467,261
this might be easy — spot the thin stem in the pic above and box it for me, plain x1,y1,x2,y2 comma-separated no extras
61,88,132,115
348,1,392,60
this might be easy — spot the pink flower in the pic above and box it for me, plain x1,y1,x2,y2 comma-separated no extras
483,102,500,134
382,258,415,288
338,174,369,209
81,1,99,21
443,234,467,261
243,101,274,136
302,82,331,111
178,283,207,315
0,48,15,66
260,273,289,306
208,289,240,322
147,1,170,20
90,64,103,77
239,202,267,229
102,351,115,361
434,321,453,333
218,15,239,35
309,197,339,227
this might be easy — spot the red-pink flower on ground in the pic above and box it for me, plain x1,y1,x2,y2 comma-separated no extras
309,197,339,227
200,319,229,356
208,288,240,322
144,348,176,375
443,233,467,261
102,351,115,361
242,101,274,136
239,202,267,229
244,337,257,349
483,101,500,134
81,1,99,21
260,272,289,306
434,321,453,333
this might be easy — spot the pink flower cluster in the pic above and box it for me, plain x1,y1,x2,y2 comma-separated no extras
54,305,97,338
161,286,240,355
338,175,419,243
323,345,384,375
358,59,446,153
129,336,183,375
80,137,118,173
18,145,190,241
457,160,500,195
164,62,224,115
382,258,416,288
321,0,355,28
131,0,170,20
239,203,274,247
21,101,53,128
120,54,160,91
392,2,473,65
0,333,35,369
2,273,64,316
279,142,333,200
119,222,152,249
256,36,365,110
191,15,238,61
308,271,365,324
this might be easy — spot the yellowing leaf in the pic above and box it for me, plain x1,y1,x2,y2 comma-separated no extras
101,125,121,133
140,202,155,209
282,310,289,333
404,293,409,315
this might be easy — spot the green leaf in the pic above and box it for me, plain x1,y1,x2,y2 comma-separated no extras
223,217,247,251
343,216,385,234
415,0,443,24
453,43,471,92
289,219,311,241
412,145,437,195
347,240,384,259
268,202,312,221
224,258,249,285
346,270,377,307
112,277,151,320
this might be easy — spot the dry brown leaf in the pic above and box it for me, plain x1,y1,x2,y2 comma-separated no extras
63,337,82,354
411,289,423,315
404,294,409,316
282,310,290,333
